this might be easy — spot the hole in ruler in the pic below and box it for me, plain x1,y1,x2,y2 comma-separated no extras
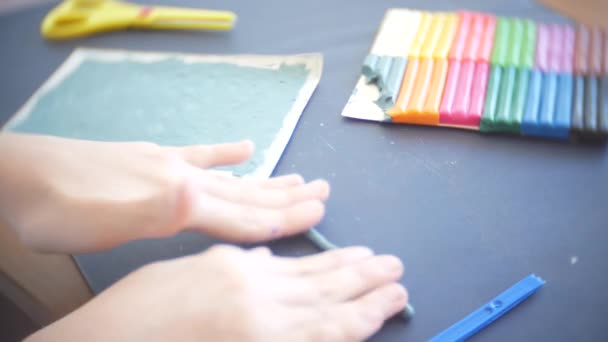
491,300,503,309
484,299,504,314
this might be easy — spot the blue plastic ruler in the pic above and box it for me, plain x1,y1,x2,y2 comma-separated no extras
428,274,545,342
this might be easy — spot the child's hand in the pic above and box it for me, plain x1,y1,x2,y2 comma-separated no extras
0,133,329,253
26,245,408,342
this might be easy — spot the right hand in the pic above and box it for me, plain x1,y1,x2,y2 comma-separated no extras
27,245,408,342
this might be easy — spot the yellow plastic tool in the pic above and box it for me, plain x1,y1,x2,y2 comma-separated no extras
41,0,237,40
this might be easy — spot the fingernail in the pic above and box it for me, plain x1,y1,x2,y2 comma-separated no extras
315,180,331,200
291,174,305,183
384,256,404,275
242,140,255,150
392,284,407,301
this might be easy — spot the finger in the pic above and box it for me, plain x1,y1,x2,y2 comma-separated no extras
208,173,305,189
309,255,404,302
218,174,305,187
201,177,330,209
261,174,305,188
277,255,403,305
172,140,254,168
337,283,408,341
291,283,407,342
188,194,325,243
268,247,374,275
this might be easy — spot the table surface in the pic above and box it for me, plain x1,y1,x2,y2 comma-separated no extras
1,1,607,341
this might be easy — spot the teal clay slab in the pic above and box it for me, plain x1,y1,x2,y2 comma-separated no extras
5,48,323,178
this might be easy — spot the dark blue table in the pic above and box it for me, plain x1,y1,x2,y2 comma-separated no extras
1,1,607,340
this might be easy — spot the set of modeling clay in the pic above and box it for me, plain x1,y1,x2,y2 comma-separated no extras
341,9,608,141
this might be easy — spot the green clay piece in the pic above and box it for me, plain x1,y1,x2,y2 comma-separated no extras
480,66,503,132
491,18,511,66
483,67,528,134
403,303,416,320
506,19,524,67
362,54,380,80
521,20,537,69
491,67,519,133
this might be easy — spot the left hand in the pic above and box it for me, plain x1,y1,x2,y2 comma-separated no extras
0,133,329,253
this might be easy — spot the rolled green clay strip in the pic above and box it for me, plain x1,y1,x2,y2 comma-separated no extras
306,228,338,250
